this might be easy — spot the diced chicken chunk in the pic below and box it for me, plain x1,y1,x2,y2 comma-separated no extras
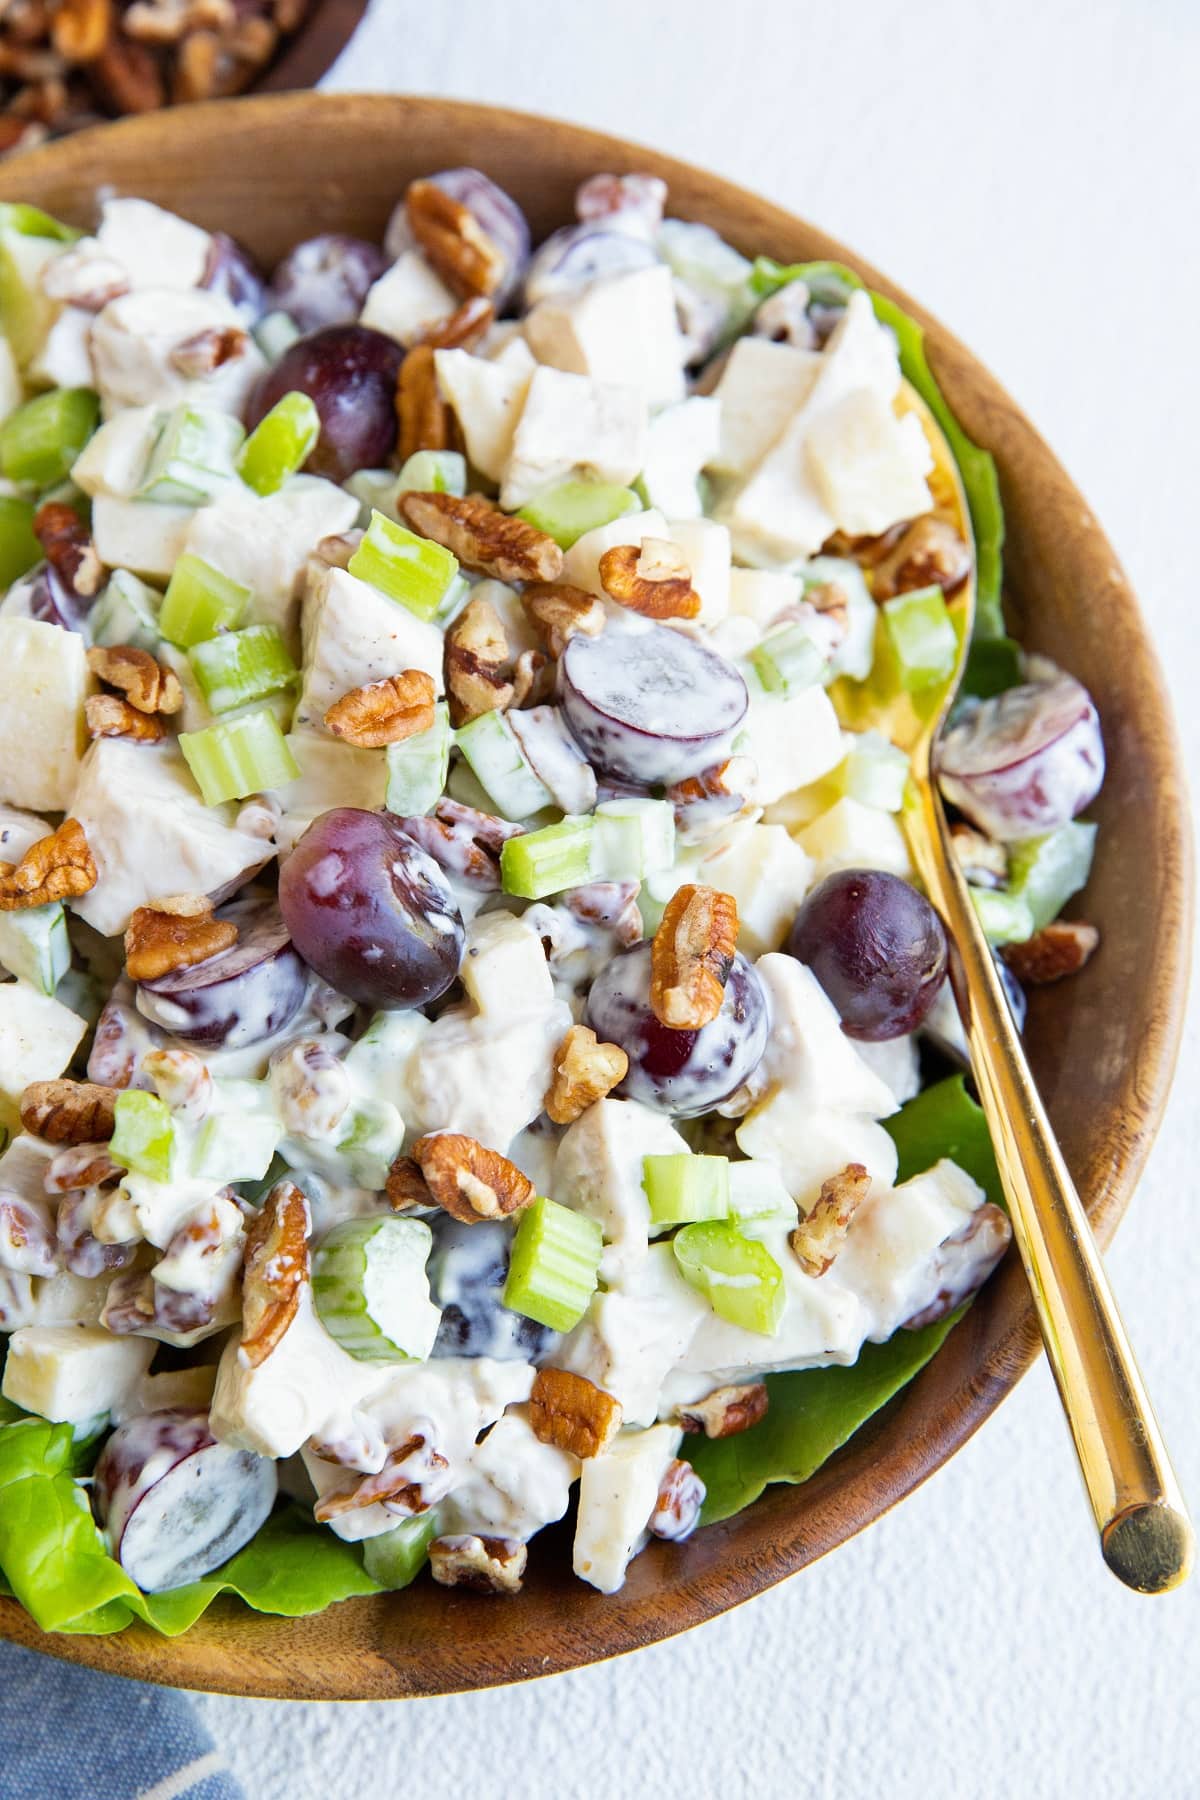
0,982,87,1130
2,1325,155,1424
296,564,445,727
573,1422,683,1593
500,366,647,511
0,619,91,811
91,288,265,416
524,265,686,410
553,1098,690,1285
434,348,534,483
360,250,456,346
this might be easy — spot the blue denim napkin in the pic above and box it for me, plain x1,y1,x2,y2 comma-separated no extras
0,1640,244,1800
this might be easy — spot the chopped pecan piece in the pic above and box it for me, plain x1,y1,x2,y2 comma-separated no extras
398,490,564,584
33,501,103,598
43,1142,123,1193
563,879,643,946
315,1434,450,1522
0,818,97,911
141,1046,213,1124
1002,920,1099,985
20,1080,120,1146
86,644,182,714
416,294,495,351
510,646,552,709
169,325,249,377
444,593,515,726
790,1163,872,1277
324,669,436,748
239,1179,310,1368
50,0,115,61
649,1459,706,1541
429,1534,527,1595
529,1367,622,1459
411,1132,534,1224
91,32,165,110
678,1381,769,1439
521,580,607,658
395,343,458,465
398,797,523,889
125,899,238,982
86,694,165,743
949,824,1008,890
312,529,362,571
544,1024,629,1125
385,1155,434,1212
666,757,756,843
405,179,506,299
598,538,701,620
872,516,972,601
649,883,738,1030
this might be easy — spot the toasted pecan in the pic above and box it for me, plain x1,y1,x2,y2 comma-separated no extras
20,1080,120,1146
385,1155,434,1212
871,515,972,601
678,1381,769,1439
169,325,249,377
125,900,238,982
239,1178,310,1368
50,0,114,61
411,1132,535,1224
1002,920,1099,985
528,1367,622,1459
398,490,564,584
86,694,165,743
324,669,436,748
0,818,97,911
648,1459,706,1541
416,295,495,351
598,538,701,620
444,594,514,727
395,343,459,465
429,1534,527,1595
86,644,182,714
33,501,104,597
405,179,506,300
789,1163,872,1277
544,1024,628,1126
521,580,607,659
649,883,738,1030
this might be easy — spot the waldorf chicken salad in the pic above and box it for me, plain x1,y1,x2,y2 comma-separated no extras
0,171,1104,1627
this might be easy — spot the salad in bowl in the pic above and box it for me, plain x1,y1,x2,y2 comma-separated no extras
0,164,1105,1633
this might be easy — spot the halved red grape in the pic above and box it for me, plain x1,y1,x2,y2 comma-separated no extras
785,869,948,1041
278,807,464,1009
268,234,387,331
385,169,531,306
93,1409,276,1592
523,222,658,306
136,901,307,1049
937,674,1104,842
586,941,768,1117
560,620,748,786
202,231,267,323
4,562,90,633
245,324,403,481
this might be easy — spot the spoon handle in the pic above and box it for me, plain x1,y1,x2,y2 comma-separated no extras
906,774,1193,1593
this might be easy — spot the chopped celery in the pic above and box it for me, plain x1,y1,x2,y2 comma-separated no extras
0,903,69,995
643,1154,730,1227
331,1097,404,1191
138,405,244,506
500,816,593,899
89,570,163,651
159,553,250,648
750,621,826,697
397,449,467,497
312,1216,440,1363
0,496,41,590
363,1511,439,1589
385,702,451,816
0,204,79,242
727,1160,798,1225
0,388,98,487
970,886,1035,946
179,707,300,805
455,710,551,820
589,797,675,881
348,509,458,620
252,310,301,363
191,1110,281,1185
1006,821,1097,932
673,1220,785,1335
110,1090,174,1183
836,731,909,813
881,585,958,692
502,1196,602,1333
0,230,63,367
516,479,641,550
188,623,297,714
237,391,319,497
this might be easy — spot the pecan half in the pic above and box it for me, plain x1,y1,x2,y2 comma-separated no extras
1002,920,1099,985
86,694,165,743
949,824,1007,890
510,646,551,709
315,1434,449,1522
169,325,248,377
385,1155,434,1212
678,1381,769,1439
396,343,458,465
43,1142,123,1193
20,1080,119,1146
429,1534,527,1595
564,880,643,946
411,1132,534,1224
239,1179,310,1368
398,798,524,889
86,644,182,714
599,538,701,620
398,490,564,584
406,179,505,300
790,1162,872,1277
444,594,515,726
649,884,738,1030
521,580,607,659
324,669,436,749
649,1458,706,1541
313,529,362,571
416,295,494,351
91,33,165,110
33,501,103,598
544,1024,629,1126
666,757,756,843
0,818,97,911
529,1367,622,1459
872,516,972,601
50,0,114,61
125,899,238,982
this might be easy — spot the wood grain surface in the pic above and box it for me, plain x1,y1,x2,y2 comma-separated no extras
0,92,1189,1701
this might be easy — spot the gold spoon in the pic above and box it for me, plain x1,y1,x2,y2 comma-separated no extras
846,389,1193,1594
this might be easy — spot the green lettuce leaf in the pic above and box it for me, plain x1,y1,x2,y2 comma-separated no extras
882,1072,1003,1208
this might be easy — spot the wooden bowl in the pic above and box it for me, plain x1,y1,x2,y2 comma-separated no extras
0,94,1189,1700
254,0,368,94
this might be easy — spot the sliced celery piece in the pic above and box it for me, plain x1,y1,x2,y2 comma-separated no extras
139,405,244,506
1006,821,1097,933
180,707,300,805
727,1160,797,1225
237,391,319,497
188,623,297,714
331,1097,404,1191
500,816,593,899
252,310,301,363
0,903,69,995
397,450,467,497
0,204,79,242
363,1511,439,1589
502,1196,602,1333
191,1110,282,1185
89,570,163,651
344,467,402,524
750,622,826,697
881,585,957,692
110,1090,174,1183
0,388,98,487
673,1220,785,1336
455,710,551,821
516,480,640,551
0,495,41,590
385,701,451,817
643,1154,730,1227
312,1216,439,1363
970,886,1035,946
159,553,250,648
589,797,675,881
348,509,458,621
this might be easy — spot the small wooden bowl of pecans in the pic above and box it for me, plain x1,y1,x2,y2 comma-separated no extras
0,0,367,153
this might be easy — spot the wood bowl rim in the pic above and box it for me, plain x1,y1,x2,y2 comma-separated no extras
254,0,368,95
0,91,1190,1700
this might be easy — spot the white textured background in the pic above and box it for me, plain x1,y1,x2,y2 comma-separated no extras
195,2,1200,1793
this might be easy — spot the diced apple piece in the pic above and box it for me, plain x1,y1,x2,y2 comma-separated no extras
27,305,93,391
296,562,445,726
809,290,903,411
796,794,913,883
561,506,668,596
0,229,64,368
697,822,813,956
553,1097,690,1285
458,911,555,1019
0,619,90,810
91,288,266,416
360,250,456,346
2,1324,154,1424
0,804,50,863
96,197,212,292
71,405,161,499
807,389,933,536
91,495,195,580
573,1422,683,1594
728,566,801,630
665,516,730,624
750,953,899,1118
500,366,647,511
739,683,843,807
708,336,822,477
275,725,387,856
0,980,87,1130
524,265,686,410
434,347,533,482
639,396,720,518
